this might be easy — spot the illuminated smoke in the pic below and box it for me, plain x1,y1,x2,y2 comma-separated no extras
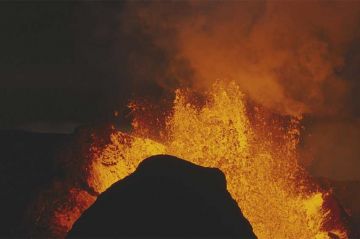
121,1,360,117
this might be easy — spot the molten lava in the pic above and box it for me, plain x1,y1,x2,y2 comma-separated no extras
52,82,348,238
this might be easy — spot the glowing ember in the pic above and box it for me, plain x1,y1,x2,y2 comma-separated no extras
55,81,348,238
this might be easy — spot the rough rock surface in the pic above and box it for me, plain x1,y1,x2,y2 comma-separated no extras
68,154,257,238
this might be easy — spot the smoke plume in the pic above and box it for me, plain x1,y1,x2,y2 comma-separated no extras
121,1,360,117
117,1,360,180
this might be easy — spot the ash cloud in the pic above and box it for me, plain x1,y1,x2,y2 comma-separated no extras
120,1,360,180
122,1,360,117
1,1,360,180
302,118,360,180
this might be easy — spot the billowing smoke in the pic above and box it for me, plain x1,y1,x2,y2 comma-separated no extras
120,1,360,117
302,118,360,180
116,1,360,180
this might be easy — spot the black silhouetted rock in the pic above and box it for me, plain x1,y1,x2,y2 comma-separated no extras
68,155,257,238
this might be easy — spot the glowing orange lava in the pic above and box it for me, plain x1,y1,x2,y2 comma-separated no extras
46,81,349,239
84,81,348,239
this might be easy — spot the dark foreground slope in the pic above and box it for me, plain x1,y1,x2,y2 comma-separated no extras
317,177,360,236
2,128,359,238
68,155,257,238
0,130,69,236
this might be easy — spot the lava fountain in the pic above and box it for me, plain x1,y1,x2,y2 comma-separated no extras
34,81,349,239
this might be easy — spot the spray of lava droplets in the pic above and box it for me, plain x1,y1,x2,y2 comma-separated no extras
42,81,349,239
78,81,346,239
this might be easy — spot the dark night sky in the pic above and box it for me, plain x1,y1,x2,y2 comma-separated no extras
1,2,360,133
0,1,360,131
0,1,359,179
0,2,169,133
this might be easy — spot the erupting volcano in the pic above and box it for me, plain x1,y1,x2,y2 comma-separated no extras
1,1,360,239
27,82,354,239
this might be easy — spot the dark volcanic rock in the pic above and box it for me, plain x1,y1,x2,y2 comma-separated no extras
68,155,257,238
0,130,69,236
316,177,360,237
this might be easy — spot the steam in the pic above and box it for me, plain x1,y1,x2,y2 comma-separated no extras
302,118,360,180
121,1,360,117
114,1,360,180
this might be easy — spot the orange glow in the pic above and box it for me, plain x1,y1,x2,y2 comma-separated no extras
56,81,348,238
